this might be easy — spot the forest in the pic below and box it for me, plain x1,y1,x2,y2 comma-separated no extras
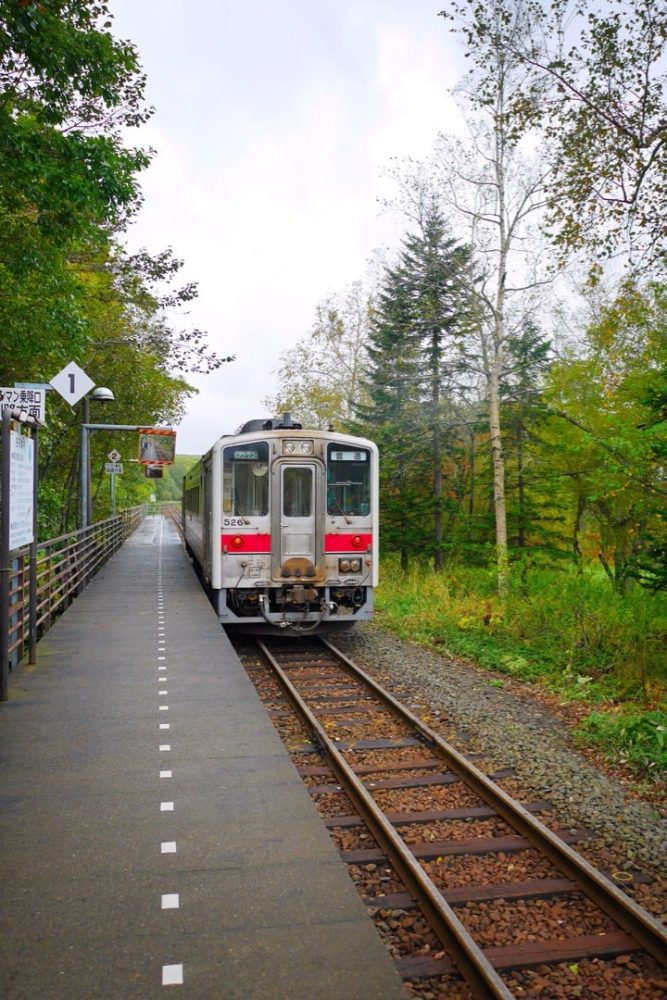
1,1,665,778
265,1,667,780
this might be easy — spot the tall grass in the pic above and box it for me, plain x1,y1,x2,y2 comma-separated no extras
375,556,667,777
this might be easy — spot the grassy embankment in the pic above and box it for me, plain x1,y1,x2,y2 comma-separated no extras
375,557,667,782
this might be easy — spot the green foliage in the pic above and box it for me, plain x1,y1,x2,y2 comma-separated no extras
0,2,231,536
376,555,667,775
152,455,199,502
264,281,372,430
357,201,477,570
377,554,667,691
575,711,667,777
542,280,667,593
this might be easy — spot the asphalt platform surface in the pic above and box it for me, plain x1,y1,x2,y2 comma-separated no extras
0,516,406,999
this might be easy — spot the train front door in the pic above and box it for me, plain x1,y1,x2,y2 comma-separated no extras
276,462,322,578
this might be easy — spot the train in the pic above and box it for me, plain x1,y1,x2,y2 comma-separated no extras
182,415,379,633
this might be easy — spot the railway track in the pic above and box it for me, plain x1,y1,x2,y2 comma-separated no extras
240,635,667,999
162,504,183,537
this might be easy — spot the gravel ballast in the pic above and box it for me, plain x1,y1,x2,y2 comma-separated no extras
333,623,667,906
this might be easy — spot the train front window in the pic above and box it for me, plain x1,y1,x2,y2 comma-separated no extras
223,442,269,516
283,466,312,517
327,445,371,516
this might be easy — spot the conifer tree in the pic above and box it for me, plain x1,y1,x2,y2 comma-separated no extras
359,204,476,568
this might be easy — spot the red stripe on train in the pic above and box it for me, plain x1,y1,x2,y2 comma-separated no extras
324,533,373,552
221,534,271,553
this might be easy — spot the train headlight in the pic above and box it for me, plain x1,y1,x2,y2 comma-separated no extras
349,558,362,573
339,558,351,572
283,439,313,455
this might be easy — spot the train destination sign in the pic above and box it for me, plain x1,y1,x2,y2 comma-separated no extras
138,427,176,465
330,451,368,462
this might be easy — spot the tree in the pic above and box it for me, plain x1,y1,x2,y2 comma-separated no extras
357,262,425,569
358,203,476,570
499,320,562,565
542,279,667,592
442,0,667,269
0,2,233,532
435,0,553,597
265,281,373,430
0,1,153,366
0,0,151,231
400,200,476,570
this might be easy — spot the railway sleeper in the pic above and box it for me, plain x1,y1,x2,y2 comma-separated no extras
365,870,654,912
325,800,553,828
307,766,515,795
395,929,641,977
341,828,592,864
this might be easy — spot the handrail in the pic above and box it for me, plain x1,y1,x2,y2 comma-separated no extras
1,505,145,695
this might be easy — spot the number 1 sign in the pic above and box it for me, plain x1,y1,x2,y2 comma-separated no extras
50,362,95,407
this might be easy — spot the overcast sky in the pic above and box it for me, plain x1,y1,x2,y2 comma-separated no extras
109,1,467,454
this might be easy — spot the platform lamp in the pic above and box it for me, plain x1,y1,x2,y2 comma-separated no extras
79,386,115,530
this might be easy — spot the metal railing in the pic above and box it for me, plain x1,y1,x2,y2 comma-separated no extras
2,505,145,689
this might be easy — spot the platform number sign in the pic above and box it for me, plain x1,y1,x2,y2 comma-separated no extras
50,362,95,407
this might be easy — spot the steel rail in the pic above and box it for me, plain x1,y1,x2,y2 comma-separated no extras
257,638,514,1000
321,636,667,969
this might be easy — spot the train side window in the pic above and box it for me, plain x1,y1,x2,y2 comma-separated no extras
327,445,371,516
283,466,312,518
223,442,269,516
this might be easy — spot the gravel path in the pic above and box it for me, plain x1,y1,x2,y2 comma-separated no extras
333,623,667,893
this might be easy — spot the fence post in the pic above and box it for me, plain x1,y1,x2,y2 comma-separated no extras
1,406,11,701
28,425,38,664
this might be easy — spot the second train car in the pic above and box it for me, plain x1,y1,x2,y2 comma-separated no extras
182,415,379,633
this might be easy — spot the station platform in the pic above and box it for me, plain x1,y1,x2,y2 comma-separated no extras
0,517,405,999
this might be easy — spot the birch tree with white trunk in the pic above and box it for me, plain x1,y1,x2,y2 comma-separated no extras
432,0,553,598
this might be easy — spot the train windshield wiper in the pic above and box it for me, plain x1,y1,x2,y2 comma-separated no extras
330,491,352,525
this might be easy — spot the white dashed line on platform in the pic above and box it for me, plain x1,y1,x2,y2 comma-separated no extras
160,801,174,812
159,723,170,730
160,770,172,778
162,964,183,986
159,744,171,751
159,705,169,711
161,894,180,910
161,841,177,853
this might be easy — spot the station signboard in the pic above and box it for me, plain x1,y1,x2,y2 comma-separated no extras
9,431,34,550
0,387,46,425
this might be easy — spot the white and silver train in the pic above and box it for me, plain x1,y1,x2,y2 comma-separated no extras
182,416,379,632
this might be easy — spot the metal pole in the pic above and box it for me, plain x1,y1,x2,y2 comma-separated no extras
28,425,38,664
111,469,116,517
1,406,11,700
80,395,90,530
